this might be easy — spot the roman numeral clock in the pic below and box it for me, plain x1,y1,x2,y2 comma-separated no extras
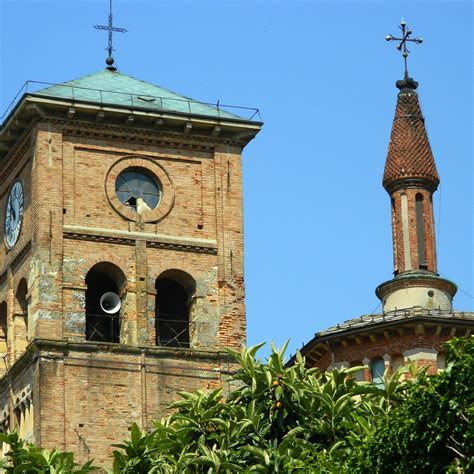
4,181,24,249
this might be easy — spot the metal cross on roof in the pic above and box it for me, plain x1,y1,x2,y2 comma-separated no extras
94,0,127,70
385,20,423,79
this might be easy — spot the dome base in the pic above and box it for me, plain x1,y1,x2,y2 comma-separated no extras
376,272,457,313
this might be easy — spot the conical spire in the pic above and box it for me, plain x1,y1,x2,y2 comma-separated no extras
376,80,457,313
383,84,439,193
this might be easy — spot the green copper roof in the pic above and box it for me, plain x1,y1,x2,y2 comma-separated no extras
32,69,248,121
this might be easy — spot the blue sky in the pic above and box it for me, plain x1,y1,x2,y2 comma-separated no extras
1,0,472,359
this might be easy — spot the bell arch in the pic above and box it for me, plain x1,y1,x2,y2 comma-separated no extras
85,262,126,343
155,270,196,348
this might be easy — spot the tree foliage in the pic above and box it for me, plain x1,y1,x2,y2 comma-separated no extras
0,337,471,472
0,432,97,473
111,337,473,473
352,336,474,473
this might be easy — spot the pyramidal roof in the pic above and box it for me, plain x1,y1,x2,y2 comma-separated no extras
383,86,439,191
32,69,246,121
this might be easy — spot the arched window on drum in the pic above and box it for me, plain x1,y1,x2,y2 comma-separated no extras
371,358,385,387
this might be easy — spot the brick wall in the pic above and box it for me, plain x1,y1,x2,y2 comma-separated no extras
0,113,253,468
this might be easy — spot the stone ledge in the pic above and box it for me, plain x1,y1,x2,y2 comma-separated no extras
63,224,218,254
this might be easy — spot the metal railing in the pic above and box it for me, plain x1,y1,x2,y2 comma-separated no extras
85,312,120,343
84,312,193,348
156,314,191,348
1,80,262,125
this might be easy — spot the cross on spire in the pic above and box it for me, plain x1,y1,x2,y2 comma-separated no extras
94,0,127,70
385,19,423,80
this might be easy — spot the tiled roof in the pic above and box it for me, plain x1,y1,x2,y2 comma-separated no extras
315,307,474,338
32,69,246,121
383,90,439,191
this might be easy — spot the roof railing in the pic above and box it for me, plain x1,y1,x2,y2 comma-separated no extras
1,80,262,124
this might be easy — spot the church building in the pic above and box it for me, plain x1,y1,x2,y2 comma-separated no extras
295,26,474,381
0,51,261,465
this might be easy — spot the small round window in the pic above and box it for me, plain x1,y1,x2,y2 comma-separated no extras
115,169,161,212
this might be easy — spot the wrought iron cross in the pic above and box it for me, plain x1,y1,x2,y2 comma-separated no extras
385,20,423,79
94,0,127,68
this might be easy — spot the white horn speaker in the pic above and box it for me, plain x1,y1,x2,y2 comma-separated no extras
100,292,121,314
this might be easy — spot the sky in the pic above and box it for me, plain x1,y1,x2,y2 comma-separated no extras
0,0,472,360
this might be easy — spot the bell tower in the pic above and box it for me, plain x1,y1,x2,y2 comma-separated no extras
0,66,261,466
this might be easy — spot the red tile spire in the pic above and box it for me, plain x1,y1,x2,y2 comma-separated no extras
383,80,439,193
376,79,457,311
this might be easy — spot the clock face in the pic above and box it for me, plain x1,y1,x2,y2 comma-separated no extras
4,181,24,249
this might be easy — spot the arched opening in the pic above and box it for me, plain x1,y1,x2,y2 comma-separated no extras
0,302,7,373
371,358,385,387
85,263,125,343
155,270,196,348
14,279,28,355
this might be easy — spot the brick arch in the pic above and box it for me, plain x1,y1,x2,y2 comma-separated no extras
148,266,197,294
86,262,127,294
155,269,196,296
78,257,130,292
12,267,30,298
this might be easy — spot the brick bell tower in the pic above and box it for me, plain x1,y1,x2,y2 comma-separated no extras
0,57,261,466
375,75,457,312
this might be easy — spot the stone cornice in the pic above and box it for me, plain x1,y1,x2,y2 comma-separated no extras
376,273,457,300
63,225,218,255
384,177,439,195
0,338,236,385
0,124,35,186
22,95,260,148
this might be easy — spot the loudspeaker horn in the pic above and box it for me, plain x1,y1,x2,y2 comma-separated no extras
100,292,121,314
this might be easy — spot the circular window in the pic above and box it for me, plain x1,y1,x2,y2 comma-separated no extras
115,169,161,212
106,157,174,223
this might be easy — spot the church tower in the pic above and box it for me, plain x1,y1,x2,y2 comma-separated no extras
375,75,457,312
292,22,473,379
0,62,261,465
